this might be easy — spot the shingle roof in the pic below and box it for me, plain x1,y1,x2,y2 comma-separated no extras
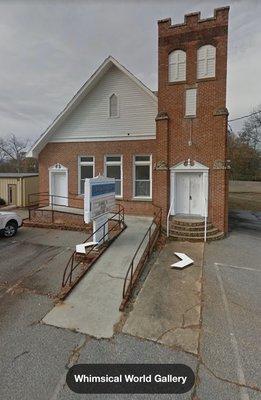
0,173,38,178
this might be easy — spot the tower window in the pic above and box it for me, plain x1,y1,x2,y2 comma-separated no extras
185,89,197,117
169,50,186,82
197,45,216,79
109,94,119,118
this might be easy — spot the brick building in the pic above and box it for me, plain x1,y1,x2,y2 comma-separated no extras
28,7,230,238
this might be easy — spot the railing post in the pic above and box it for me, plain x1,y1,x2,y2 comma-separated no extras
204,198,207,243
130,260,134,288
121,208,123,228
69,257,73,285
166,198,174,238
51,195,54,223
148,227,151,256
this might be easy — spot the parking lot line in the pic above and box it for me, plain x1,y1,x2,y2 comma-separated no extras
215,264,249,400
214,262,260,272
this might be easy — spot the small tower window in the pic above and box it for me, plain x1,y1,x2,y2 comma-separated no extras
185,88,197,117
169,50,186,82
197,45,216,79
109,94,119,118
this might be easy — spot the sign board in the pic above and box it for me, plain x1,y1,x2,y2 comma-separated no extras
93,213,109,244
84,175,116,224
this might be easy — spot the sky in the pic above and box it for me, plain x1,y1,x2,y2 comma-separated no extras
0,0,260,144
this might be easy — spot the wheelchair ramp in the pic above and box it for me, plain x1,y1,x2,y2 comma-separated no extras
42,215,153,338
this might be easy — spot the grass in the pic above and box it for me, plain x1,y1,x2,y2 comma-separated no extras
229,192,261,212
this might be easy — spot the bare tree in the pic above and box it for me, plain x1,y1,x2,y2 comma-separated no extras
239,107,261,149
228,130,260,180
0,134,29,173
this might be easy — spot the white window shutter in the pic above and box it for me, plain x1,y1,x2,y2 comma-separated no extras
185,89,197,116
197,45,216,79
206,46,216,77
169,50,186,82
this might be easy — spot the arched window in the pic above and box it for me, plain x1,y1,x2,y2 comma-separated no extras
197,45,216,79
109,94,119,118
169,50,186,82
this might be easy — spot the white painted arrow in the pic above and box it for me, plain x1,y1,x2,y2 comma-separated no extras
76,241,98,254
171,252,194,269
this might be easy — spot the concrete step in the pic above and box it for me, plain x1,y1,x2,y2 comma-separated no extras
169,222,214,231
169,227,220,237
170,218,207,227
169,231,224,242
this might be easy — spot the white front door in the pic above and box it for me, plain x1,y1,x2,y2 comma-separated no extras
51,172,68,206
176,173,190,214
175,172,203,215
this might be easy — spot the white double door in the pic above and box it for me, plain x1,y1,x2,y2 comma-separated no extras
175,172,204,216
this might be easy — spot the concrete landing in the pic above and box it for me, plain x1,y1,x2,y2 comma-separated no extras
123,241,204,355
40,205,84,215
43,215,153,338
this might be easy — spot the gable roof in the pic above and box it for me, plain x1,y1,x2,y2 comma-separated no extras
27,56,157,158
0,173,38,178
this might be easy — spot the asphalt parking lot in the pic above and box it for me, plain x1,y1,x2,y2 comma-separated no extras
0,210,260,399
199,210,261,399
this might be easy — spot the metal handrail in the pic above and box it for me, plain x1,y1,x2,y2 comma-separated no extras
62,204,125,288
166,197,174,237
204,197,207,242
27,192,84,222
120,207,162,309
28,192,83,207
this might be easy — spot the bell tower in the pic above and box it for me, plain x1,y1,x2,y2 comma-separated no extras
153,7,230,234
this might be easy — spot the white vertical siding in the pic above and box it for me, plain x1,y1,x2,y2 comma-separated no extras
50,65,157,141
0,176,39,206
0,178,21,206
24,176,39,206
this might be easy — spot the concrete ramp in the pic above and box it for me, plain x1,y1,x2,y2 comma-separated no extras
43,215,153,338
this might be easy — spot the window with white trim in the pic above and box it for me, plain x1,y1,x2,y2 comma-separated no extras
78,156,94,194
185,88,197,117
169,50,186,82
134,155,152,198
105,155,122,197
109,94,119,118
197,45,216,79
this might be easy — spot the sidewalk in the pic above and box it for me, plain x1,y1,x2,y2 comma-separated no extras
43,215,153,338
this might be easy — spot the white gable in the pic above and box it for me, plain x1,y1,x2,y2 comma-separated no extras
28,57,158,157
50,65,157,142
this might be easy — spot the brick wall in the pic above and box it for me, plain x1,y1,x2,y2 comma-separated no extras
154,7,230,233
38,7,230,233
38,140,156,216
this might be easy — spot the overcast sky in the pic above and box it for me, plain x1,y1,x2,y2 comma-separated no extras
0,0,260,143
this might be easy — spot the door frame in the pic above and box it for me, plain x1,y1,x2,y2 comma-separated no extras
7,184,17,205
170,160,209,217
48,163,69,206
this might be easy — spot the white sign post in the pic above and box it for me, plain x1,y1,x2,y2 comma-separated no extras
76,175,116,253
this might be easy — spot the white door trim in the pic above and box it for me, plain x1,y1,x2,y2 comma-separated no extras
48,163,69,206
170,160,209,217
